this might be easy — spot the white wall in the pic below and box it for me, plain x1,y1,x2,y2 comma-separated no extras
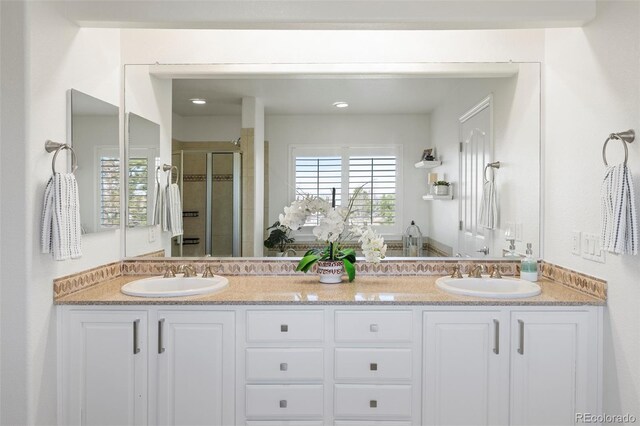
266,114,430,238
429,68,540,256
0,2,122,423
173,113,242,142
544,1,640,416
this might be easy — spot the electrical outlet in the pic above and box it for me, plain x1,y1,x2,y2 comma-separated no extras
571,231,581,255
148,226,157,243
581,232,605,263
515,223,523,242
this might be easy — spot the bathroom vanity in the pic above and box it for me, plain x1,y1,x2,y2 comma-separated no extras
56,274,603,426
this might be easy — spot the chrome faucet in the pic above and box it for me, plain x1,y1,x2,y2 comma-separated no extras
202,265,216,278
178,264,197,277
468,264,487,278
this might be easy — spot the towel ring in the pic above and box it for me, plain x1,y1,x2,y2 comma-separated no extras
170,166,179,185
45,140,78,174
483,161,500,183
156,164,173,185
602,130,635,166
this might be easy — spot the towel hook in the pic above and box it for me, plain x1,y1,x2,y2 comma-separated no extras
45,140,78,174
603,130,635,166
483,161,500,183
156,164,172,185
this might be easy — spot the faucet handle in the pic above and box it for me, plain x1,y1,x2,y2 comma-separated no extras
202,265,216,278
490,264,503,279
450,264,463,279
163,265,177,278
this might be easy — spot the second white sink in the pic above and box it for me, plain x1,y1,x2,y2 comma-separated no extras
436,276,541,299
121,275,229,298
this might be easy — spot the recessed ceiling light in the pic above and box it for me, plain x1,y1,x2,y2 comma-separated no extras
332,101,349,108
190,98,207,105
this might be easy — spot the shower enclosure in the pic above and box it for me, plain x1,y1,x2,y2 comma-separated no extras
171,150,242,257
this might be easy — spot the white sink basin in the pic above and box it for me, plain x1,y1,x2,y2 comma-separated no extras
436,276,541,299
121,275,229,298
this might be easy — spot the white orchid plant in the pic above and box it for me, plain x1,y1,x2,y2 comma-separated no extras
278,185,387,282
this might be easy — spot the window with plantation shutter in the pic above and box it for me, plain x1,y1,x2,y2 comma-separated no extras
98,157,151,227
99,156,120,227
348,156,397,226
290,146,402,234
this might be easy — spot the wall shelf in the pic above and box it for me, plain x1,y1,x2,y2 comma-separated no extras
414,160,442,169
422,194,453,201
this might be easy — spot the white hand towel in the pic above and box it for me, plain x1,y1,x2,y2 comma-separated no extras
152,178,166,228
479,180,498,230
166,183,183,237
600,164,638,255
41,173,82,260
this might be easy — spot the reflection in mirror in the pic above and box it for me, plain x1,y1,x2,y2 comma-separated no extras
126,113,160,228
124,63,540,259
68,89,119,234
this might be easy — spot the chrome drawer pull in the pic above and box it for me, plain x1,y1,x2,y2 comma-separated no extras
280,362,288,371
158,318,165,354
370,363,378,371
370,400,377,408
279,400,287,408
370,324,379,332
518,319,525,355
493,319,499,355
280,324,288,332
133,319,140,355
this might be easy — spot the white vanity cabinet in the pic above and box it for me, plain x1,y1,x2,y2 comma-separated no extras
59,305,602,426
423,311,510,426
59,308,235,426
510,311,597,426
60,310,149,426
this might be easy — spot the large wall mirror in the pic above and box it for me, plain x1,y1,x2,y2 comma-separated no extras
124,62,541,260
68,89,119,234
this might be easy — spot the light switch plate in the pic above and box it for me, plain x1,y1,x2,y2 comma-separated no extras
148,226,157,243
571,231,581,255
581,232,605,263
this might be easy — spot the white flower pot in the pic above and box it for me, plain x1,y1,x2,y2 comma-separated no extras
434,185,449,195
317,260,344,284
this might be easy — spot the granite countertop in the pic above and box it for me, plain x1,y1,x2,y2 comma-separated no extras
55,274,604,306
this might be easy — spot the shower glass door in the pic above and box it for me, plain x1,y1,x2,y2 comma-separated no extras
172,150,242,257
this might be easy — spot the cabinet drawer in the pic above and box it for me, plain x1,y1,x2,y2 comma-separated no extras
335,311,412,343
334,385,412,418
246,385,324,418
247,311,324,342
335,349,411,381
246,348,324,382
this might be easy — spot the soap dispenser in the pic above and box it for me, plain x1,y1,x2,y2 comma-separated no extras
520,243,538,282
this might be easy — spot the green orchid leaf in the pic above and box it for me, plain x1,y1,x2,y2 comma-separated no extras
296,254,321,273
343,258,356,282
337,248,356,264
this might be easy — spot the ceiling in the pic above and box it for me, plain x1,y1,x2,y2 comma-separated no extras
62,1,595,30
173,77,498,116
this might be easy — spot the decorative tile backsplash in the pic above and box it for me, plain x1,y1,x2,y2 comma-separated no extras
53,258,606,302
54,261,122,298
540,261,607,300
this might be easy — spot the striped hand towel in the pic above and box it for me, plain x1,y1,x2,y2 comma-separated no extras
600,164,638,255
479,180,498,230
41,173,82,260
166,183,183,237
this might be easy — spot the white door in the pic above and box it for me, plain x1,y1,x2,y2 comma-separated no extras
459,95,493,257
63,310,148,426
423,311,509,426
156,311,235,426
510,311,591,426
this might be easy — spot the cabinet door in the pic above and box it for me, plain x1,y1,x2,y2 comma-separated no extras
63,310,148,426
156,311,235,426
510,311,590,426
423,311,508,426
